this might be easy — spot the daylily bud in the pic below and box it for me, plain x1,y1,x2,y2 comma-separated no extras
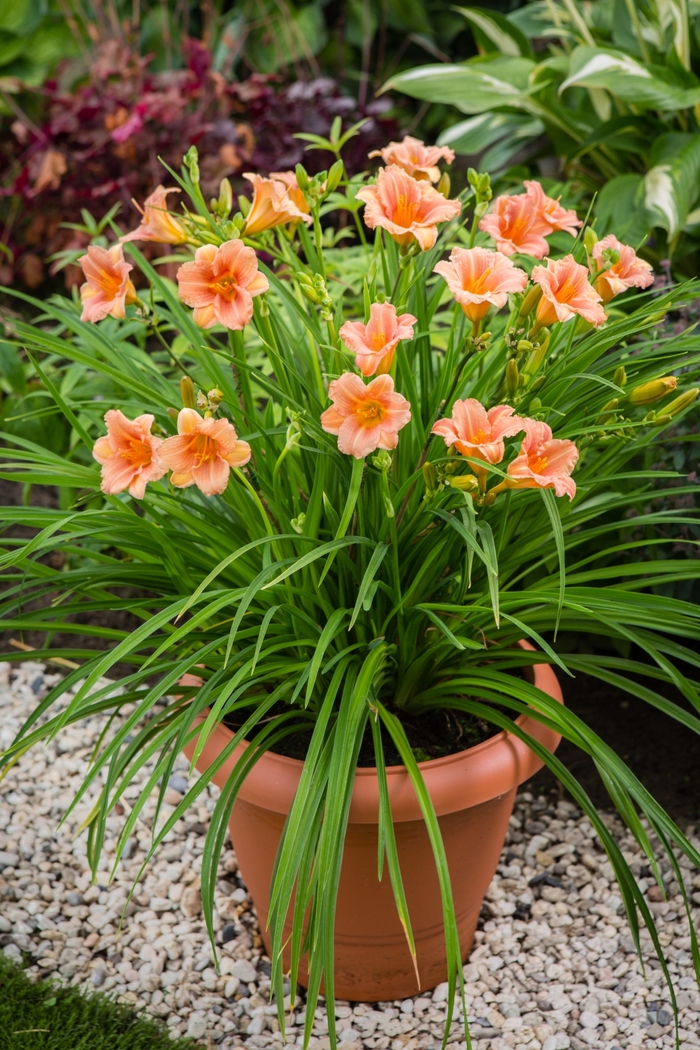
437,172,451,198
295,164,309,191
652,387,699,422
423,462,438,492
326,159,344,194
506,358,519,397
529,375,546,393
613,366,627,388
529,397,542,412
218,177,233,216
184,146,200,185
628,376,677,406
474,200,489,219
467,168,479,188
167,406,179,420
383,493,395,518
449,474,479,493
291,513,306,534
516,340,533,354
180,376,197,409
519,285,543,318
595,398,618,425
373,450,392,472
238,195,251,218
583,227,598,253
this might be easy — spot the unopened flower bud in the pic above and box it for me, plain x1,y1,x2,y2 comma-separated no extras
423,462,438,492
467,168,479,188
383,493,395,518
516,340,533,354
373,450,392,472
218,177,233,216
184,146,200,185
652,387,699,422
595,397,618,425
583,226,598,253
167,406,179,420
506,358,519,397
449,474,479,493
326,159,344,194
529,397,542,412
519,285,543,318
295,164,309,191
291,513,306,534
180,376,197,409
613,366,627,388
238,195,251,218
474,200,489,219
436,172,451,198
628,376,677,406
529,375,546,393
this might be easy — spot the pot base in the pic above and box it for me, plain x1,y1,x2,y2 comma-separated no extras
236,789,516,1000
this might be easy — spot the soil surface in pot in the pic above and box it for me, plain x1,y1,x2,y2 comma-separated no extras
224,704,503,766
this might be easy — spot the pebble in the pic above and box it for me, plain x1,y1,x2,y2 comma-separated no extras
1,660,699,1050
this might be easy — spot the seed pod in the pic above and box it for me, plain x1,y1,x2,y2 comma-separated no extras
628,376,677,406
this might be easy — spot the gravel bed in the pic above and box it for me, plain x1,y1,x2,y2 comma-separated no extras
1,659,700,1050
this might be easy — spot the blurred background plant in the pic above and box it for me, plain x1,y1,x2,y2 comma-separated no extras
386,0,700,273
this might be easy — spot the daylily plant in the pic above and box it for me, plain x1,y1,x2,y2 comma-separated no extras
2,136,700,1050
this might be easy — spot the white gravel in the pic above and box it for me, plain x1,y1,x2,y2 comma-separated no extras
1,658,700,1050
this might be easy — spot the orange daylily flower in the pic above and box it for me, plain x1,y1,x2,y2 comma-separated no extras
523,181,581,237
591,234,654,303
121,185,187,245
480,182,581,258
531,255,606,328
479,192,551,259
356,165,462,251
242,173,312,236
339,302,417,376
320,373,411,459
500,420,579,499
368,136,455,182
434,247,528,322
177,240,269,330
269,171,311,215
79,244,137,323
159,408,251,497
92,410,166,499
432,399,526,483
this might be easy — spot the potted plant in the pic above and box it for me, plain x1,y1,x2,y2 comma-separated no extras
1,134,699,1047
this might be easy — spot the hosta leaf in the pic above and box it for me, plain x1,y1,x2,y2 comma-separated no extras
560,45,700,110
454,6,533,58
644,132,700,237
437,111,544,164
383,56,535,114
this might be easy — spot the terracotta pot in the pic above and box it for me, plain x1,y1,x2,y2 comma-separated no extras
183,642,562,1001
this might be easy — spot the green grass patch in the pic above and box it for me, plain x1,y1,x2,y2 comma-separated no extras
0,956,203,1049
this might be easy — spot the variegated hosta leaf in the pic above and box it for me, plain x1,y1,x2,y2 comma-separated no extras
560,45,700,110
382,56,535,114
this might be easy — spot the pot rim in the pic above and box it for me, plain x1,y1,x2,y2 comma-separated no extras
184,639,564,822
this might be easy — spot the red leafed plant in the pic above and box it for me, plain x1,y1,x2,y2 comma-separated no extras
0,37,397,291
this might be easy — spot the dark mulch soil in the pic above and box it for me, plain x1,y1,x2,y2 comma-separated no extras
523,660,700,825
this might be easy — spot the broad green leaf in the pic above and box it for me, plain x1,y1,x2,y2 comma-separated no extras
560,45,700,110
383,56,535,114
454,6,533,57
644,132,700,236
